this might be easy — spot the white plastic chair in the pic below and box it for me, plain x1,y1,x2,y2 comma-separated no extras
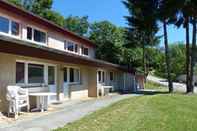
6,86,29,119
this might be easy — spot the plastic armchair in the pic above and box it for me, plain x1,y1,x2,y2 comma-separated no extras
6,86,30,119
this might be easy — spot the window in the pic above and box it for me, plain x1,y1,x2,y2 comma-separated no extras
34,29,46,43
98,71,102,82
26,26,46,44
110,72,114,81
11,21,20,36
69,68,80,83
69,68,74,82
15,61,58,86
63,67,80,84
75,44,78,53
65,41,79,53
67,41,74,52
82,46,89,56
48,66,55,85
27,27,32,40
64,68,67,82
64,40,67,50
16,62,25,83
0,16,20,37
98,71,105,83
0,16,9,33
102,72,105,82
28,64,44,84
74,68,80,82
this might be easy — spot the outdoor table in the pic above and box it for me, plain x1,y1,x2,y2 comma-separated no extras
29,92,56,112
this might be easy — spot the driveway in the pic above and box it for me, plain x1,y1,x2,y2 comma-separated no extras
147,75,197,93
0,94,138,131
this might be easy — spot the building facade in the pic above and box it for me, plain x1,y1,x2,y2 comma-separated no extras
0,1,136,112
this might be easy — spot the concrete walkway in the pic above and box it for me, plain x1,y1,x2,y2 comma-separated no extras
147,75,197,93
0,94,138,131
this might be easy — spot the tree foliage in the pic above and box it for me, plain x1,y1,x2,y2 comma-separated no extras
154,42,186,81
123,0,160,77
89,21,124,64
8,0,65,26
64,16,89,36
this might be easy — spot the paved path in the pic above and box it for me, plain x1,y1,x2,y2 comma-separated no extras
147,75,197,93
0,94,138,131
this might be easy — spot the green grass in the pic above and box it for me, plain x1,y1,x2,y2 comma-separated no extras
145,81,167,90
55,93,197,131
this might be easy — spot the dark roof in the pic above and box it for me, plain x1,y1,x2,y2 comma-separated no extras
0,34,133,73
0,0,96,47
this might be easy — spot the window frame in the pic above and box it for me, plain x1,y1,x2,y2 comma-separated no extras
48,65,56,85
11,20,20,36
63,66,81,84
16,62,25,84
67,41,75,52
0,15,21,38
98,70,105,83
81,45,89,56
15,60,56,87
64,40,79,54
109,72,114,81
27,63,45,84
25,25,47,46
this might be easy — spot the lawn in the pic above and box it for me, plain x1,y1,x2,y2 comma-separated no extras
55,93,197,131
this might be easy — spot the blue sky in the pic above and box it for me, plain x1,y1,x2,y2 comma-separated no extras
52,0,186,45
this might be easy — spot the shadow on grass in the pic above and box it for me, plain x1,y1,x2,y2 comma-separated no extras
136,90,169,95
118,90,169,96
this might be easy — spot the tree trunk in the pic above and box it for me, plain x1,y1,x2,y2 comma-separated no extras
163,20,173,93
185,17,191,93
189,17,196,93
142,44,147,82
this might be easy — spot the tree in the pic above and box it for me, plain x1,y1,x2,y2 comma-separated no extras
8,0,22,6
89,21,124,64
154,42,186,81
174,0,196,93
42,10,65,27
189,1,197,93
8,0,65,26
123,0,159,80
157,0,182,92
121,47,143,71
64,16,89,36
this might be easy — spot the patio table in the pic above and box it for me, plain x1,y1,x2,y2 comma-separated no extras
29,92,56,112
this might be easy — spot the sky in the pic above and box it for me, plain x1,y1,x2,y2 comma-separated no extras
52,0,187,45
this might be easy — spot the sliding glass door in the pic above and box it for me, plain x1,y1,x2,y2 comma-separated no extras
48,65,57,102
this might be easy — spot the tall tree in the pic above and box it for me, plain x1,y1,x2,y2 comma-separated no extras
189,1,197,93
64,16,89,36
175,0,196,93
157,0,182,92
123,0,159,79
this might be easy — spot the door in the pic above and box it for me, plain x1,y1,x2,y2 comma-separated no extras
63,67,69,98
97,70,105,86
97,70,105,96
48,65,57,103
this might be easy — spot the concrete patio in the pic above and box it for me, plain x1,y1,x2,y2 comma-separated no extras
0,94,138,131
